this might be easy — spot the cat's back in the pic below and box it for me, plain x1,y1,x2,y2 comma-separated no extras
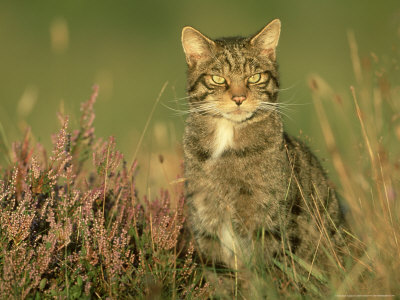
283,132,344,225
283,133,330,191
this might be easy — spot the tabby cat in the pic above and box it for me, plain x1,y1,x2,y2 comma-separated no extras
181,19,347,295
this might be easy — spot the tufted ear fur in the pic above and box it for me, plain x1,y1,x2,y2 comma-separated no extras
250,19,281,61
181,26,216,67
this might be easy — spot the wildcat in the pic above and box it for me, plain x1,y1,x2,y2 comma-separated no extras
181,19,347,295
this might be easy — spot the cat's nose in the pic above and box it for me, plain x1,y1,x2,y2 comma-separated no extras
232,95,247,106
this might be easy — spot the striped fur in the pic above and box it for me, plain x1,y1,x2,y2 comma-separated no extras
181,19,347,296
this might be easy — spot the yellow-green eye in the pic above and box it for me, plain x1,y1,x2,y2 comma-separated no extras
211,75,226,84
248,73,261,84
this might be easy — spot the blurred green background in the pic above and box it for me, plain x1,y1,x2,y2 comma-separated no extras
1,0,399,188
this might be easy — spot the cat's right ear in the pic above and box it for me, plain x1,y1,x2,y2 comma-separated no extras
250,19,281,61
181,27,215,67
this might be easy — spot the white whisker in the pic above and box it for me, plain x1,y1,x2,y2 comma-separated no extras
167,94,198,103
190,102,221,116
161,102,191,116
259,102,294,121
276,81,301,92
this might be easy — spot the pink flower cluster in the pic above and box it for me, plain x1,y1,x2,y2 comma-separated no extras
0,86,210,299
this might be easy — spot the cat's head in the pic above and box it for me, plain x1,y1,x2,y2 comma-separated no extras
181,19,281,123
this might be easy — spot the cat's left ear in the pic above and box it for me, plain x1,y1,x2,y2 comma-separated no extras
250,19,281,61
181,26,216,67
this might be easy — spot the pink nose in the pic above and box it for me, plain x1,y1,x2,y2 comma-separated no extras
232,95,246,106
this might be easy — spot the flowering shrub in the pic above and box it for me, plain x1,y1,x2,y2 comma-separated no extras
0,86,210,299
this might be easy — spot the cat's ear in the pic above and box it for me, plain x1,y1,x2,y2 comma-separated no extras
181,26,216,67
250,19,281,61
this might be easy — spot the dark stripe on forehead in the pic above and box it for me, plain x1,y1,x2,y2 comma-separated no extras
207,52,227,72
224,57,233,72
248,59,263,72
211,52,226,69
228,48,244,72
222,49,236,72
210,66,221,73
244,57,257,73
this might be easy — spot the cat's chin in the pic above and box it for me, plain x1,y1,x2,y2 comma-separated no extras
221,111,254,123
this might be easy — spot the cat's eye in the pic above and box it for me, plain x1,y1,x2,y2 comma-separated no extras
211,75,226,84
248,73,261,84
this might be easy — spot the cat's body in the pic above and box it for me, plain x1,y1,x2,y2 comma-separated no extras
181,19,346,292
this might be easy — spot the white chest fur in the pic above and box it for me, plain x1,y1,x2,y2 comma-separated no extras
212,119,235,159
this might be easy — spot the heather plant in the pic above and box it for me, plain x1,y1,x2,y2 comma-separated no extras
0,86,210,299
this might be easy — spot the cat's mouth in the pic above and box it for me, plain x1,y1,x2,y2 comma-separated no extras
222,107,254,123
232,108,244,115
